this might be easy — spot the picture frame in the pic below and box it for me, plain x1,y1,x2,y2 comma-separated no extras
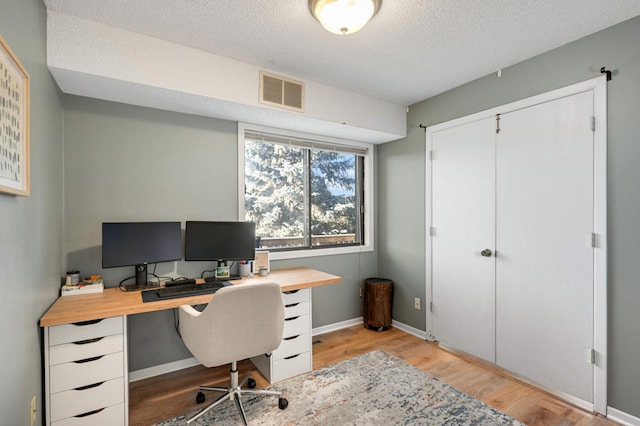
214,265,230,279
0,35,30,196
253,251,270,273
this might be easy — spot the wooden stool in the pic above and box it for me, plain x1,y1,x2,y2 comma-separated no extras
363,278,393,331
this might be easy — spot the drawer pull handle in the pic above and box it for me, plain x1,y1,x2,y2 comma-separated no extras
283,290,299,294
285,303,299,308
284,316,299,322
74,408,105,418
72,319,103,326
284,354,300,360
75,381,105,391
73,337,103,345
283,335,300,341
74,355,103,364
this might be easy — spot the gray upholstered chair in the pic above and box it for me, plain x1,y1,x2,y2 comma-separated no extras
178,282,288,425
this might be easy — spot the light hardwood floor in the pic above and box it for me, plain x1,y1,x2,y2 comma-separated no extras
129,325,616,425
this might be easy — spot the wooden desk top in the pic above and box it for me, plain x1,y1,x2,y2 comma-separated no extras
40,267,341,327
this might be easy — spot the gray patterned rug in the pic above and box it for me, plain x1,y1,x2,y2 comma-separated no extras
155,350,524,425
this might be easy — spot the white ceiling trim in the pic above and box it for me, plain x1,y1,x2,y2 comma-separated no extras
46,11,406,144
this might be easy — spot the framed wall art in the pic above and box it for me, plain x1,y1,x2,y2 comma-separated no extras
0,35,30,196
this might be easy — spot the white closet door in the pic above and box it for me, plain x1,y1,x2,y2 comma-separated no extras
495,91,594,402
431,118,496,363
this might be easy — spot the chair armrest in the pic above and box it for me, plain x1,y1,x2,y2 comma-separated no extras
179,304,202,319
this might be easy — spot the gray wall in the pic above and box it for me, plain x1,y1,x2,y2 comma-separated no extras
378,16,640,417
0,0,64,424
63,96,377,371
6,0,637,421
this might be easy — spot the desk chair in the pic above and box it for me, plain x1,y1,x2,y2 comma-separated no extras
178,282,288,425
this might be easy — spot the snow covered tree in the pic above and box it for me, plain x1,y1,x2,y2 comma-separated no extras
244,140,358,248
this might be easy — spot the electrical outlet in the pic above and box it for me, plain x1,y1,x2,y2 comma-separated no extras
359,287,364,298
414,297,421,310
30,395,36,426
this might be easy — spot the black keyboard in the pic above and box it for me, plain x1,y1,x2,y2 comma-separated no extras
156,281,226,298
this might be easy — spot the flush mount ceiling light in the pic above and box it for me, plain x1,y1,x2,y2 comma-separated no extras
309,0,381,35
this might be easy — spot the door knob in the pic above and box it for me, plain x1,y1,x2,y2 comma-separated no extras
481,249,493,257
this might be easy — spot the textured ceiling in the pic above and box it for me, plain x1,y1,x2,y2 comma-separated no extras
44,0,640,106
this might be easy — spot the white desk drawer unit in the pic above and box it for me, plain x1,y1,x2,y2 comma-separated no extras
44,316,128,426
252,288,312,383
51,403,125,426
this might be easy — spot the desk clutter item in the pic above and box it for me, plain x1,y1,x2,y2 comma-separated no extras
215,265,230,279
61,275,104,296
254,251,270,274
65,270,80,285
164,278,196,287
239,261,252,277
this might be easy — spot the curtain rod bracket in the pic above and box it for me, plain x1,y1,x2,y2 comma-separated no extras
419,124,427,131
600,67,612,81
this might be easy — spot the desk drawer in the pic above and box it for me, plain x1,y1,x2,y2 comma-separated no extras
49,334,123,366
284,301,309,319
51,377,124,422
272,351,312,382
50,352,124,393
282,314,309,339
282,288,309,305
49,317,123,346
273,332,310,360
52,402,125,426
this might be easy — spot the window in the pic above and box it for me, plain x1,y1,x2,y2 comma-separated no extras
239,124,373,258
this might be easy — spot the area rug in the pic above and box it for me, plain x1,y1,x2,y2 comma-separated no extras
155,350,524,425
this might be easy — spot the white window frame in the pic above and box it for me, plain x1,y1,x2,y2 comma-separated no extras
238,122,375,260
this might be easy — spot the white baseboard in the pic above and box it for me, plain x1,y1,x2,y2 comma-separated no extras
312,317,362,336
608,407,640,426
391,320,428,340
312,317,429,340
129,356,200,382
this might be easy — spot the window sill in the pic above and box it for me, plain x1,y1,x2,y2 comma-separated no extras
267,243,374,261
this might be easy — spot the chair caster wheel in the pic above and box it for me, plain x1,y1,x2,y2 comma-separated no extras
247,378,256,388
278,397,288,410
196,391,206,404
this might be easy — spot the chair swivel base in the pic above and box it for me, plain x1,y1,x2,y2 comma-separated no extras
187,362,288,425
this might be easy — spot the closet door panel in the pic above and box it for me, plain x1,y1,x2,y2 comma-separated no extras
495,92,594,401
431,117,496,363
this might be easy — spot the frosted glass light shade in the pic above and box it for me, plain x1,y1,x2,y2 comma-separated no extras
309,0,381,35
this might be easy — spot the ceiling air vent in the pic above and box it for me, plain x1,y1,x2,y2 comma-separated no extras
260,71,304,112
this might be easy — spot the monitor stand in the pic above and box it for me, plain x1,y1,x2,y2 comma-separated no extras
123,264,160,291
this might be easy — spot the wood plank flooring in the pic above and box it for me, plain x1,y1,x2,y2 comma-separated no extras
129,325,616,425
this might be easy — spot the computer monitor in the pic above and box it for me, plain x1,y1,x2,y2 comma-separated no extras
184,221,256,266
102,221,182,289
